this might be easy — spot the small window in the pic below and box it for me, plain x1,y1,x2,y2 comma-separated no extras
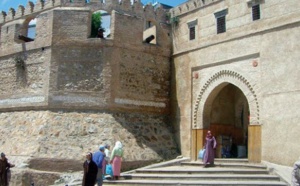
252,4,260,21
27,19,36,39
189,27,195,40
216,16,226,34
187,19,197,41
147,21,153,29
214,9,228,34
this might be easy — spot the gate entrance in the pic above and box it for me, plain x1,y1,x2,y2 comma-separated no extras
209,84,249,158
192,70,261,162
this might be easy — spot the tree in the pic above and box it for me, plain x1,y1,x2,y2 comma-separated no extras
91,12,102,37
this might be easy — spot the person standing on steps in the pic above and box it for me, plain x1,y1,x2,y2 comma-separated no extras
82,152,98,186
110,141,124,180
93,146,105,186
104,144,111,177
104,144,111,165
203,131,217,167
0,152,15,186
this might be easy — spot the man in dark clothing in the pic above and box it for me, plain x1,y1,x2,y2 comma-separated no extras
0,153,15,186
82,152,98,186
97,28,105,38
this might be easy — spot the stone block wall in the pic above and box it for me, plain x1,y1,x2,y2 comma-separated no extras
0,110,178,162
0,4,176,185
0,48,50,109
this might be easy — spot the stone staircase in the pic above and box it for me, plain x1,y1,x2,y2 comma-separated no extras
102,158,288,186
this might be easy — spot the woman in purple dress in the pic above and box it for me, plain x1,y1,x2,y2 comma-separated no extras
203,131,217,167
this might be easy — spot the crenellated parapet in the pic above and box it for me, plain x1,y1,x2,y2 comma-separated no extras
170,0,221,17
0,0,61,24
0,0,169,26
68,0,169,23
0,0,171,55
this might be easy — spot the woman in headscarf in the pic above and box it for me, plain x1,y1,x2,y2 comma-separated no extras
203,131,217,167
110,141,123,180
82,152,98,186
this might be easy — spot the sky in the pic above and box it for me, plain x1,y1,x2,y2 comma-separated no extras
0,0,188,13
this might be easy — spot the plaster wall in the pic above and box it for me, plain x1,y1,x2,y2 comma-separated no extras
171,0,300,165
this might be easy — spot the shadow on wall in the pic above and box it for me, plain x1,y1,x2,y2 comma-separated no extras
169,59,182,155
112,111,180,165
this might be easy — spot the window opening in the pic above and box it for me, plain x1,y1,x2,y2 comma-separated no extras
216,16,226,34
100,11,111,38
252,4,260,21
189,27,195,40
187,19,197,41
91,10,111,38
143,20,157,44
214,9,228,34
27,19,36,39
147,21,153,29
18,18,36,42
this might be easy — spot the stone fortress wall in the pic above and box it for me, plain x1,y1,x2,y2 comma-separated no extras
0,0,179,185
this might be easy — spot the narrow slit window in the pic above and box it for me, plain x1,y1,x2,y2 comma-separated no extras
147,21,152,28
252,4,260,21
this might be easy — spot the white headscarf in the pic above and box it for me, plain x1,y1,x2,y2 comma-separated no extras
114,141,123,149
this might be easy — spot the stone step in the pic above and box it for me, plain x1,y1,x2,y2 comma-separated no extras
103,179,287,186
135,166,270,175
181,162,267,169
54,158,288,186
214,158,249,163
120,173,281,181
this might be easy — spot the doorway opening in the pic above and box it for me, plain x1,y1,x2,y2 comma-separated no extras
208,84,249,158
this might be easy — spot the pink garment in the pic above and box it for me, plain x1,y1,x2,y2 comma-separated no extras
112,156,122,176
203,136,217,165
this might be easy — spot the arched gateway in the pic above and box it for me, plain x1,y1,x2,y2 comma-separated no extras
192,70,261,163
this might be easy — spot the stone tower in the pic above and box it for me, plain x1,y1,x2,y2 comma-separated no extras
0,0,178,185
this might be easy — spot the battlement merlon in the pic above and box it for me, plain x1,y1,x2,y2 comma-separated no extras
0,0,170,25
170,0,221,17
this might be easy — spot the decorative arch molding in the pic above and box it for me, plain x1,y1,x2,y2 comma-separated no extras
193,70,260,129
